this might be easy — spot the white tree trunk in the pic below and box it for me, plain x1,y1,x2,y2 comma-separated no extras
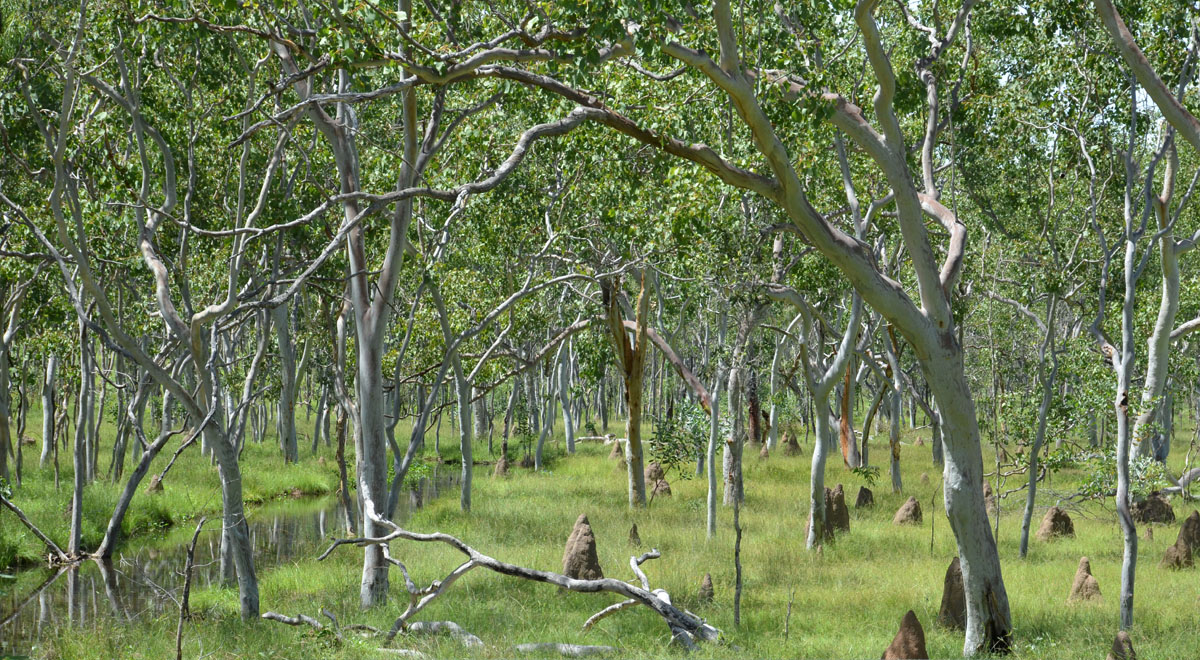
0,344,12,483
806,398,832,549
273,302,299,463
722,366,742,506
1019,298,1058,559
557,341,575,454
925,348,1013,653
706,370,723,539
40,355,57,468
69,333,90,556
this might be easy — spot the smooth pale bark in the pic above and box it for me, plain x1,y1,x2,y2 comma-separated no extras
312,384,328,454
801,296,861,549
1019,297,1058,559
722,366,742,505
923,346,1012,650
473,386,488,441
1114,300,1138,630
888,391,902,492
557,341,576,454
1093,0,1200,154
95,417,179,558
68,328,90,556
706,370,723,539
0,345,12,483
40,355,57,468
931,403,944,465
882,332,904,493
1132,188,1189,459
766,334,783,450
535,382,553,470
806,397,834,548
273,300,299,463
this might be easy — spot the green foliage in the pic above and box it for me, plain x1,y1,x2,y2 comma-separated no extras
850,465,881,489
1076,449,1170,501
647,402,707,478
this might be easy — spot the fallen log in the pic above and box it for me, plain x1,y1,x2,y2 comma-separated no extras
319,516,720,650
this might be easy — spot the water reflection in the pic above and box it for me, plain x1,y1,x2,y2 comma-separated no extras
0,471,454,656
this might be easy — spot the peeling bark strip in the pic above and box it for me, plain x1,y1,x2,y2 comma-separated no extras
602,276,650,506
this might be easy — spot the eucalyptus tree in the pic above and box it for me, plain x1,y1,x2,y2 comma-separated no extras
780,288,861,549
1091,1,1200,464
142,0,636,607
0,6,335,617
601,273,652,505
415,1,1011,649
1045,0,1200,629
0,264,40,483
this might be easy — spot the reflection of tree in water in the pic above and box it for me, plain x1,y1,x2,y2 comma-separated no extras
0,473,458,656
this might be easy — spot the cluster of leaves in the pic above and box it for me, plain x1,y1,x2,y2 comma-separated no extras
1008,445,1079,474
851,465,881,489
1075,449,1170,501
647,401,708,479
510,394,536,458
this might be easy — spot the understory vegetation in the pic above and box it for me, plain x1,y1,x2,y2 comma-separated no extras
5,1,1200,658
7,420,1197,660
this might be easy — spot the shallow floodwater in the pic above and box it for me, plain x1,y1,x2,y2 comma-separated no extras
0,471,457,657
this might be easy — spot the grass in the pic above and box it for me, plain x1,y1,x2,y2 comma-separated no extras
0,402,338,568
3,400,1199,659
8,409,1199,660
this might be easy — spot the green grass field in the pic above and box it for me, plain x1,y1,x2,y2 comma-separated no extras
4,407,1199,659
